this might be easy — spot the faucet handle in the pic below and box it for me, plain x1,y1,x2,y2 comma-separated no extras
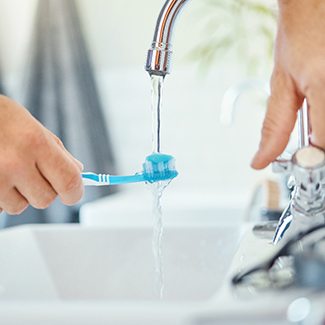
293,146,325,169
271,101,325,244
272,146,325,244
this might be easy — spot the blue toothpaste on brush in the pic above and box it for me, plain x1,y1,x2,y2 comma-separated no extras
81,153,178,186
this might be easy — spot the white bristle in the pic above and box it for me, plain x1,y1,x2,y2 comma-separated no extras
145,161,153,174
168,159,175,170
158,162,164,172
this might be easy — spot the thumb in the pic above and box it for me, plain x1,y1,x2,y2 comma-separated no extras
251,72,303,169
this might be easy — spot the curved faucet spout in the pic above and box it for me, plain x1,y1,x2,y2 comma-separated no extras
145,0,190,76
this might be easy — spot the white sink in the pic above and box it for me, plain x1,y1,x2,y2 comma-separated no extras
0,224,240,302
0,190,247,324
0,211,244,325
0,221,304,324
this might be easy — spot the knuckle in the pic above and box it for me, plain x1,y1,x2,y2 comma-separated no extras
261,114,277,137
31,192,56,209
300,64,325,93
262,117,291,142
53,135,64,148
3,158,22,175
0,184,9,200
7,200,28,215
24,128,47,151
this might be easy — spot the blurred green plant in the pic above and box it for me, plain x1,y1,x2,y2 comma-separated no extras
189,0,277,74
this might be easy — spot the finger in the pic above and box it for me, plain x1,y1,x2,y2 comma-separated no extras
56,139,84,171
251,71,303,169
63,149,84,171
36,143,84,206
15,165,57,209
48,132,84,171
0,187,29,215
306,85,325,149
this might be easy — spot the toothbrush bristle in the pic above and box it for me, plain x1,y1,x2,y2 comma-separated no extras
143,153,178,183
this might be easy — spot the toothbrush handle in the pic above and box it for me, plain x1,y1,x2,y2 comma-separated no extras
82,172,110,186
81,172,146,186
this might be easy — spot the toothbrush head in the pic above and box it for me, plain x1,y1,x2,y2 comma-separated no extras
142,153,178,183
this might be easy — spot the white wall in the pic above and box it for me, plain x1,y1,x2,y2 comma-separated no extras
0,0,208,73
0,0,275,207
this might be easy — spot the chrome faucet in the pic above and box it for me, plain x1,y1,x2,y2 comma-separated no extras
272,100,325,244
145,0,190,76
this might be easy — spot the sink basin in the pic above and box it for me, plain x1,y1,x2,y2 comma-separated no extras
0,187,247,324
0,224,240,302
0,220,242,324
0,220,301,324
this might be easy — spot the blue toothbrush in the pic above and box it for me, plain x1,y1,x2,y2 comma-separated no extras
81,153,178,186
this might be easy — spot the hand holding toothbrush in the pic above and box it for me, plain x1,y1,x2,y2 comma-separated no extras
0,96,84,215
0,96,177,215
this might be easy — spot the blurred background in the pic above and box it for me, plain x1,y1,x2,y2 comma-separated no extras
0,0,278,222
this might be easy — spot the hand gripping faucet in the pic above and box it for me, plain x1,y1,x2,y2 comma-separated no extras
272,100,325,244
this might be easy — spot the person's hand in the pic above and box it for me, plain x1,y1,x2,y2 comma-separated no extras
0,95,84,215
252,0,325,169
